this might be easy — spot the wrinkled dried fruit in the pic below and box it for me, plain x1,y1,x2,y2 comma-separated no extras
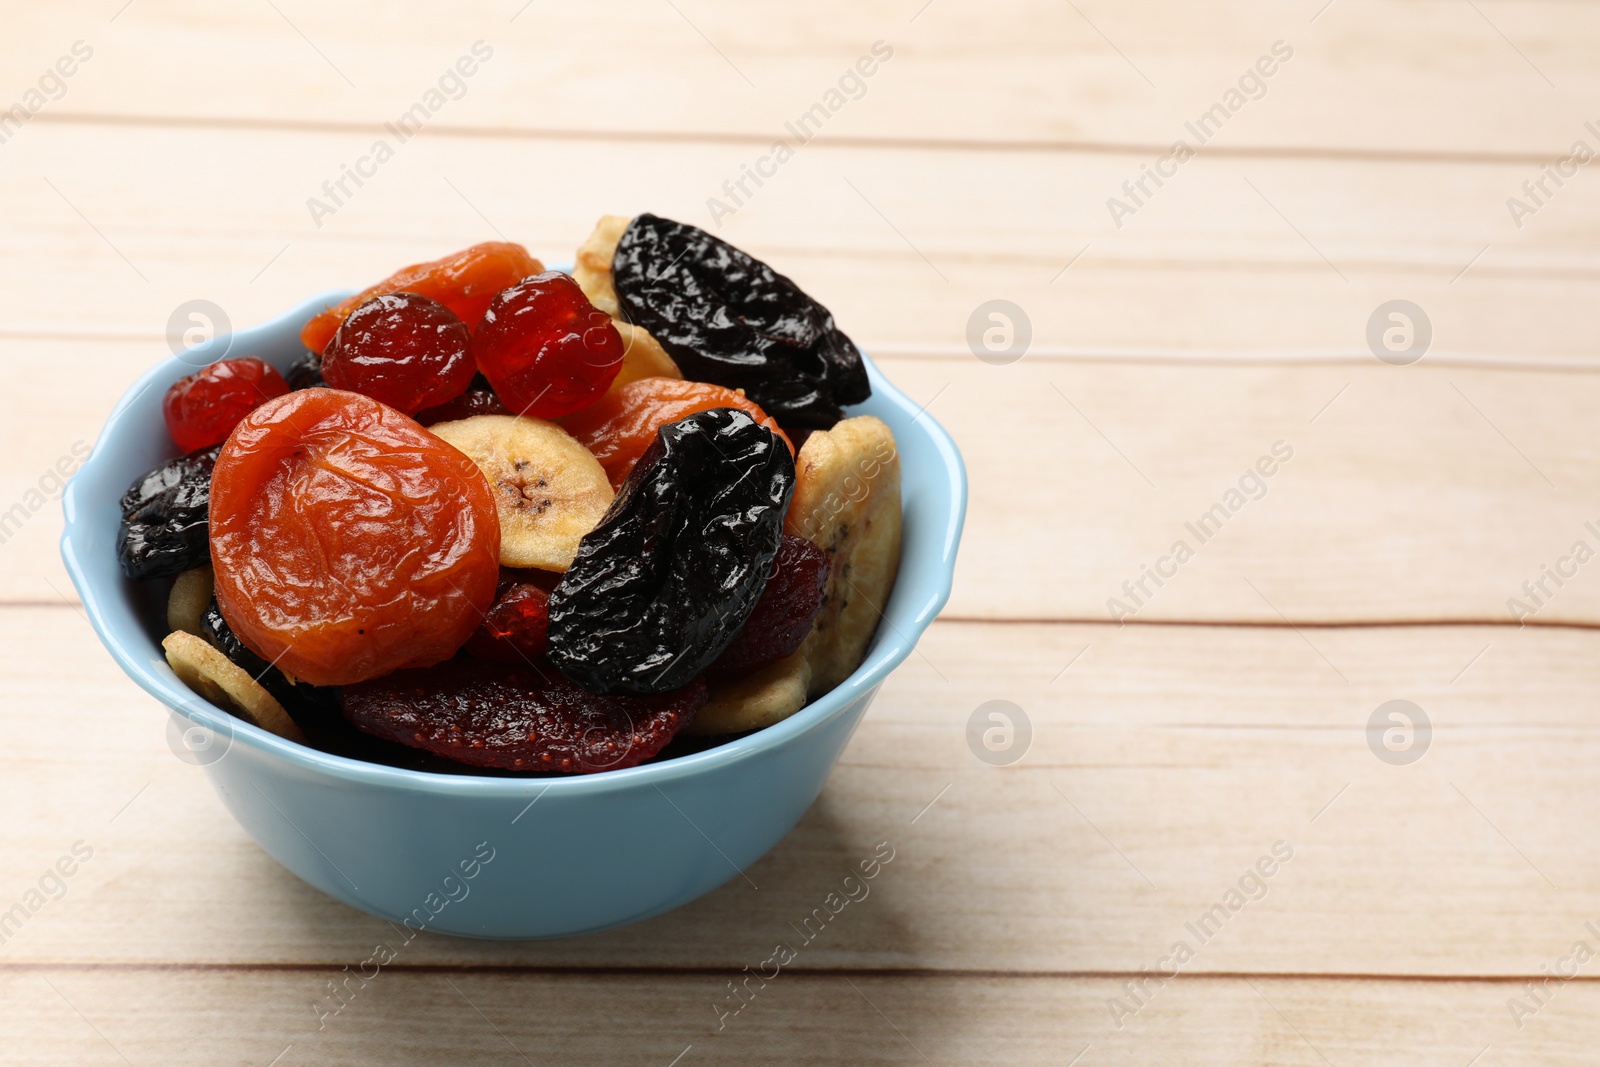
547,407,795,695
301,241,544,354
341,658,706,773
117,446,219,580
208,389,501,687
562,377,793,490
472,271,625,419
416,373,508,426
199,596,340,719
464,582,550,663
163,357,289,453
322,292,475,415
612,214,870,428
285,351,326,390
710,534,830,681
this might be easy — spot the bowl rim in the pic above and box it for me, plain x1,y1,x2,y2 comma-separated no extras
61,290,967,799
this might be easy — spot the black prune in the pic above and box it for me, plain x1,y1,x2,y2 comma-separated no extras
284,351,326,390
117,446,219,580
547,407,795,695
611,213,870,429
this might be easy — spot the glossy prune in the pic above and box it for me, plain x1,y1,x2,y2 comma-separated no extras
341,658,706,773
709,534,830,681
117,446,219,580
547,407,795,695
285,351,327,390
209,389,501,687
417,373,508,426
611,214,870,428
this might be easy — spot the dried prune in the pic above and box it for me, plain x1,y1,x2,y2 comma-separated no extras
117,446,220,580
341,658,706,773
547,407,795,695
611,214,870,428
562,377,792,490
417,373,508,425
300,241,544,354
709,534,830,681
209,389,501,687
285,351,327,390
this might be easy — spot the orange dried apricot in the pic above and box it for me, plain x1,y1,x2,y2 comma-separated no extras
300,241,543,354
562,378,792,489
209,389,501,687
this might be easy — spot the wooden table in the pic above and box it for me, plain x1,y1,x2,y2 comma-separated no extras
4,2,1599,1062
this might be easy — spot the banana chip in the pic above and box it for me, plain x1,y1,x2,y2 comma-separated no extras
786,416,903,697
431,414,614,572
573,214,682,390
684,652,812,737
166,566,213,637
162,630,305,743
573,214,631,317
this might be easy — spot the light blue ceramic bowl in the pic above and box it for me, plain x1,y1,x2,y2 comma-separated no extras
61,292,965,939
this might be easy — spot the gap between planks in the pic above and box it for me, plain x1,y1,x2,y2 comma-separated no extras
1,962,1596,984
27,111,1571,167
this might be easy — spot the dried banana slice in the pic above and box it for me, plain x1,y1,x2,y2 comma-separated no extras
573,214,631,317
431,414,614,572
785,416,903,697
166,566,213,637
684,651,811,736
612,321,681,388
162,630,305,743
573,214,681,389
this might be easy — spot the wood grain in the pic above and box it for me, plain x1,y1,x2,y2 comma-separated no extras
14,341,1600,626
3,968,1597,1066
5,607,1597,977
10,0,1600,155
6,2,1599,1063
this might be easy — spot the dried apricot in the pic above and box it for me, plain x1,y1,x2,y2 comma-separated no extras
562,378,793,489
300,241,543,354
209,389,501,687
341,658,705,773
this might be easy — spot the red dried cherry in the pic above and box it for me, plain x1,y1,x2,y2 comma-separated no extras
209,389,501,687
710,534,830,680
300,241,544,355
464,582,550,663
163,358,289,453
322,293,475,415
472,271,624,419
341,658,706,773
